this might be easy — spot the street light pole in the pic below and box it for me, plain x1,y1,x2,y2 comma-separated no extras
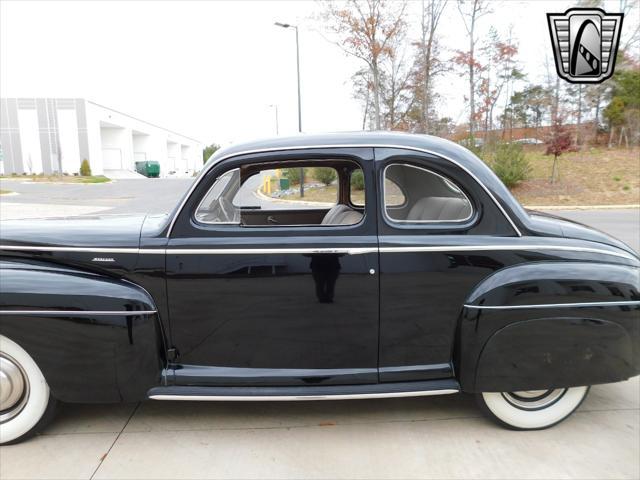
268,104,279,135
294,26,302,134
275,21,304,197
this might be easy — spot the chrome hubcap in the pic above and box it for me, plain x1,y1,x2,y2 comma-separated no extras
502,389,567,410
0,353,29,423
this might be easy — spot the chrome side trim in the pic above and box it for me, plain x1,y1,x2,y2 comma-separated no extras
0,245,141,254
378,244,637,261
0,310,157,316
1,244,635,261
150,389,459,402
165,247,376,255
464,301,640,310
166,143,523,238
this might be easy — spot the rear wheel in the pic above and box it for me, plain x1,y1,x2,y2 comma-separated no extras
477,386,589,430
0,335,58,445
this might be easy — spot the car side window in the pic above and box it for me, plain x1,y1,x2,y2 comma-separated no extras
195,168,242,224
383,163,473,223
195,163,364,227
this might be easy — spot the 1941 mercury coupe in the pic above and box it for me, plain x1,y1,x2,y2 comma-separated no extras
1,132,639,444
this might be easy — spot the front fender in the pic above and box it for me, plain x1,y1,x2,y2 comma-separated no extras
0,259,166,402
456,261,640,392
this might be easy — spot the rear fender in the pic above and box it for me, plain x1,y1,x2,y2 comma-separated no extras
456,261,640,392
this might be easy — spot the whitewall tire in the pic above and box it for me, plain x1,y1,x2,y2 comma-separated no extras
477,386,590,430
0,335,57,445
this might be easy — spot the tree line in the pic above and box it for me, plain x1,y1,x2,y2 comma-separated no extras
318,0,640,147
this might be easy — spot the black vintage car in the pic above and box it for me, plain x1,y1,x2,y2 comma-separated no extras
1,132,638,444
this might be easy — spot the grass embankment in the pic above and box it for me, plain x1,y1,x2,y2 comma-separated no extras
0,175,111,184
268,147,639,208
513,146,639,207
278,184,366,205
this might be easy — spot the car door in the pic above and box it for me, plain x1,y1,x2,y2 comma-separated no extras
165,147,379,386
374,147,519,383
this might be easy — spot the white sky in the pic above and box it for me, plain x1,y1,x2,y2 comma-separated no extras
0,0,634,146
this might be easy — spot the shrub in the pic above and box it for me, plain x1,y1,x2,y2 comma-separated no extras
491,142,531,188
80,159,92,176
350,169,365,190
313,167,337,186
282,167,304,186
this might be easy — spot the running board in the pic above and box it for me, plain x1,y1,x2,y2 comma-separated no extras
148,379,459,401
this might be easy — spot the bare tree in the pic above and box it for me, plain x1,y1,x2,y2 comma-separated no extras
352,69,374,129
477,27,519,139
321,0,407,129
456,0,491,139
413,0,448,133
380,36,415,129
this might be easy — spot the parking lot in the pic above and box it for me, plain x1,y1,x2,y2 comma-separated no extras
0,178,639,479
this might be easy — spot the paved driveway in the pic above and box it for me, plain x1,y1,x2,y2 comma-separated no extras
0,179,639,479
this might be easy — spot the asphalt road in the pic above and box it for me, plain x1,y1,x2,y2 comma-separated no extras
1,177,638,250
0,178,639,479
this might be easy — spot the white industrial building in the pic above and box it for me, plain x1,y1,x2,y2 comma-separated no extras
0,98,202,177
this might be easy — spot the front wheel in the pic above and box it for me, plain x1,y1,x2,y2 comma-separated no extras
0,335,58,445
477,386,590,430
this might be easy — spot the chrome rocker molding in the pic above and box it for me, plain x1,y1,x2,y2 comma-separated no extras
167,143,525,238
0,310,158,316
148,379,460,402
465,300,640,310
1,244,636,261
149,389,459,401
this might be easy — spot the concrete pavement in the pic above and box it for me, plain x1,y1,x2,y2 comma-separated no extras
0,178,639,479
1,378,638,479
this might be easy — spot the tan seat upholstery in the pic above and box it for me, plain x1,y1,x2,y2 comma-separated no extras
407,197,471,221
321,204,363,225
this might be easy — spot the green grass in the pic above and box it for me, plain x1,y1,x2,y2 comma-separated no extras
0,175,111,184
77,176,111,184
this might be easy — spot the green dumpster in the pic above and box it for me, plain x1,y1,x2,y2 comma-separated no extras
135,161,160,178
279,178,290,190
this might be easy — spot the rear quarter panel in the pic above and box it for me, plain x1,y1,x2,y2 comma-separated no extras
458,261,640,392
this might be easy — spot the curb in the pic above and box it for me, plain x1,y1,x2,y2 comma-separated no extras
525,204,640,211
254,188,334,207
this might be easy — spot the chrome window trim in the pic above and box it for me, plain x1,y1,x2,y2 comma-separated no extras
0,244,636,261
167,143,523,238
0,310,157,316
464,301,640,310
381,163,474,225
150,388,459,402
